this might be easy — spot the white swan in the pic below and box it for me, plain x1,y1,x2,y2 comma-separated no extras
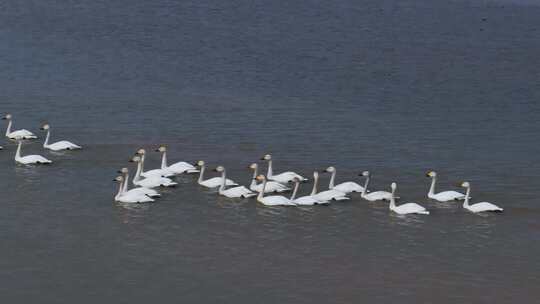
261,154,307,183
136,149,175,178
118,168,161,198
324,166,364,194
290,178,328,205
255,175,296,206
460,182,503,213
114,176,154,203
426,171,466,202
360,171,393,201
14,141,52,165
196,160,238,188
248,163,291,193
3,114,37,140
40,124,81,151
130,155,177,188
389,182,429,215
310,171,348,201
156,145,199,174
214,166,256,198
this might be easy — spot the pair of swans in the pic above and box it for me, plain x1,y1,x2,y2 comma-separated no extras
249,163,290,193
129,155,178,188
118,167,161,198
196,160,238,188
254,172,344,206
137,146,199,178
114,176,155,203
3,114,37,140
14,141,52,165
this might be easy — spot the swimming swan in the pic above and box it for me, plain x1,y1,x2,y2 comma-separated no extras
130,155,177,188
40,124,81,151
14,141,52,165
248,163,290,193
460,182,503,213
136,149,175,178
261,154,307,183
290,178,328,205
114,176,154,203
426,171,466,202
310,171,348,201
118,167,161,198
255,175,296,206
3,114,37,140
360,171,393,201
156,145,199,174
214,166,256,198
324,166,364,193
389,182,429,215
196,160,238,188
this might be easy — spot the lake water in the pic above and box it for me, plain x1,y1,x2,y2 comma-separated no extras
1,0,539,303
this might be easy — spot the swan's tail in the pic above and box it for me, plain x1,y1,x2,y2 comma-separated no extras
418,210,430,215
187,169,200,174
243,193,257,198
333,196,350,201
162,182,178,187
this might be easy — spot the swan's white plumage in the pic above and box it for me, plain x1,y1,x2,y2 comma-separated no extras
261,154,307,183
325,167,364,194
3,114,37,140
196,161,238,188
460,182,503,213
389,183,429,215
119,168,161,198
290,179,328,205
41,124,81,151
255,175,296,206
360,171,392,201
310,171,346,202
130,155,177,188
426,171,466,202
249,163,290,193
14,141,52,165
214,166,256,198
114,176,154,203
156,145,199,174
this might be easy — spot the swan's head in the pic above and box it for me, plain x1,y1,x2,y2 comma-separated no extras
136,148,146,155
360,171,370,177
40,124,50,130
118,167,128,174
0,146,3,150
255,174,266,181
325,166,336,173
156,145,167,152
313,171,319,178
213,166,225,172
391,182,397,191
114,176,124,182
426,171,437,177
130,155,141,163
248,163,258,170
260,154,272,161
196,160,205,167
292,177,301,184
460,181,470,188
2,114,12,120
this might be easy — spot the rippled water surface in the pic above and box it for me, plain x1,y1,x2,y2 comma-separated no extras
1,0,539,303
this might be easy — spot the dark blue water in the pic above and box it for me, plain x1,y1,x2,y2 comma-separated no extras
1,1,539,303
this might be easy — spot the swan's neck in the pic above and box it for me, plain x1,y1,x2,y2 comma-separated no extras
257,179,267,201
290,182,299,200
115,182,123,200
329,170,336,189
361,176,370,196
122,172,130,193
5,120,12,136
390,188,396,210
310,174,319,196
160,151,168,169
140,154,146,174
267,160,273,178
133,162,142,183
198,165,205,183
219,170,227,193
15,141,22,160
249,167,258,188
43,130,51,147
428,176,437,196
463,187,471,208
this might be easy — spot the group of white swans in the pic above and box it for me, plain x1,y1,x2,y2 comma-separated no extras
1,114,81,164
2,114,503,215
114,147,504,215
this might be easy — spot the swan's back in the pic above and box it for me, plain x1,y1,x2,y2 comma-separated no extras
333,182,364,193
294,196,321,206
313,189,348,201
469,202,503,212
260,195,294,206
19,155,52,164
431,190,465,201
48,141,81,151
394,203,429,215
9,129,36,139
364,190,392,201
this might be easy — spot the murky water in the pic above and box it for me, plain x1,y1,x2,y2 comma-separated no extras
1,1,539,303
